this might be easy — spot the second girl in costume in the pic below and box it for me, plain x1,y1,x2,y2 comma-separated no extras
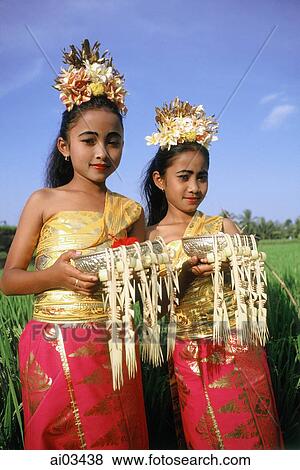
142,98,283,450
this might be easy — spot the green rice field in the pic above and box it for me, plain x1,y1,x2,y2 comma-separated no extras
259,239,300,304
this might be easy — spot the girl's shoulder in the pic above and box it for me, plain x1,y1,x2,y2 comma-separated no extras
145,222,177,242
15,188,59,233
108,191,143,225
222,217,241,234
145,224,159,241
25,187,69,223
25,187,56,209
109,190,142,208
201,213,241,235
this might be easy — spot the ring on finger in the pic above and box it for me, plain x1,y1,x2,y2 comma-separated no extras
75,279,79,288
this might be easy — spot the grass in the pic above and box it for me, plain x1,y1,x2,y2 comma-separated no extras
259,239,300,305
258,239,300,448
0,240,299,449
0,293,33,449
265,276,299,448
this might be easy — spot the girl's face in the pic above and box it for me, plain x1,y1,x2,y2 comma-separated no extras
58,108,124,185
154,150,209,214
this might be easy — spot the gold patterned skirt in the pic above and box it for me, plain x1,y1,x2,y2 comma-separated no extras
19,320,148,449
172,337,283,449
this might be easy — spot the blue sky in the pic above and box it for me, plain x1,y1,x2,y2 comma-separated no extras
0,0,299,225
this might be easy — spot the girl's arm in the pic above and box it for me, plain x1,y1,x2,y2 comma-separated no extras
1,191,98,296
127,208,146,242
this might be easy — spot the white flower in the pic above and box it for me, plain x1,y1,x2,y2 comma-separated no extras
145,99,218,149
145,133,160,146
84,60,113,84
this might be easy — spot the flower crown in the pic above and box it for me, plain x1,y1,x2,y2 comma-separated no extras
54,39,127,114
145,97,218,150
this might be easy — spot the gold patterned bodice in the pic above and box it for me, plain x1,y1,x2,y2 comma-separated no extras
168,211,236,339
33,190,142,323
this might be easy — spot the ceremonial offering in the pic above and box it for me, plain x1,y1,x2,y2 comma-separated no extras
182,233,258,260
74,238,179,389
183,233,268,347
73,239,170,275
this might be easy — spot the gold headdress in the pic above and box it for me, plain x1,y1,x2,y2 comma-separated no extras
54,39,127,114
146,97,218,150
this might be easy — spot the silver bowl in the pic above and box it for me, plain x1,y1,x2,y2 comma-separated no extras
73,240,165,274
182,234,255,257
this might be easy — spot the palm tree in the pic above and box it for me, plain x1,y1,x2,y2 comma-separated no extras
256,217,268,239
238,209,257,234
295,217,300,238
219,209,237,221
283,219,294,239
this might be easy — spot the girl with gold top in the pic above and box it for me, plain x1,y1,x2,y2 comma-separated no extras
0,40,148,450
142,98,283,449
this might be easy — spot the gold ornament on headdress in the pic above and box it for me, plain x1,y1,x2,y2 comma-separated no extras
54,39,127,114
145,97,218,150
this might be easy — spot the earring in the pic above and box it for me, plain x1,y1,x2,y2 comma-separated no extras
64,155,70,162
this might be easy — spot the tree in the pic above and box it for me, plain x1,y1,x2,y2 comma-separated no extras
238,209,257,234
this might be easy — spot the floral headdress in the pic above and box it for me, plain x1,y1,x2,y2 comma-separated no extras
54,39,127,114
145,97,218,150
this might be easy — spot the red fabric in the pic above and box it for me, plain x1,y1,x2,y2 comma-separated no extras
19,320,148,450
173,337,284,450
111,237,138,248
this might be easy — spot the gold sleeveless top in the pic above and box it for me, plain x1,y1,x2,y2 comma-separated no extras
168,211,236,339
33,190,142,324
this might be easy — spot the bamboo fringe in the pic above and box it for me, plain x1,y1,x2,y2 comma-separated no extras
99,234,271,389
101,238,178,389
210,233,269,346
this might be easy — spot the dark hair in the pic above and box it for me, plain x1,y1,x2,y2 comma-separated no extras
141,142,209,226
45,95,123,188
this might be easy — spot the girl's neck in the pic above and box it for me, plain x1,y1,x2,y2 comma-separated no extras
66,176,107,196
161,206,197,226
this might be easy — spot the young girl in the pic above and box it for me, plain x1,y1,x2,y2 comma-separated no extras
142,98,283,450
0,40,148,450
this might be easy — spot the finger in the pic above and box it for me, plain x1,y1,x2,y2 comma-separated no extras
67,267,98,282
76,283,100,294
89,285,101,294
60,250,82,262
77,272,99,283
182,256,199,271
79,280,100,289
193,263,212,271
193,270,212,277
71,278,99,290
191,266,202,275
191,265,213,275
189,256,200,266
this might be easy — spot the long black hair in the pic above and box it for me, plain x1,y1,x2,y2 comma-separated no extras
141,142,209,226
45,95,123,188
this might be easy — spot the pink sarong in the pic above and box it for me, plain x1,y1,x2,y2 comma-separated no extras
173,337,283,450
19,320,149,450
